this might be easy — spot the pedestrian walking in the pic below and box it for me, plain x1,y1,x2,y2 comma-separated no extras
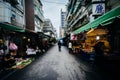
68,41,72,53
58,40,61,51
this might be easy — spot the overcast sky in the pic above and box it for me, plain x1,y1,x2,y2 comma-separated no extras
41,0,68,37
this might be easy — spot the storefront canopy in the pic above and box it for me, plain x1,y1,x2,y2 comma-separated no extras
0,23,25,32
74,6,120,34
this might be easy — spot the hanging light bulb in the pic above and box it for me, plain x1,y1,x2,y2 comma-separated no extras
28,39,30,42
96,35,100,40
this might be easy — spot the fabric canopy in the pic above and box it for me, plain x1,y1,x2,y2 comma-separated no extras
74,6,120,34
0,23,25,32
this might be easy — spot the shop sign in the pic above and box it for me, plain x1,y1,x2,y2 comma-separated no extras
92,3,105,15
70,32,77,40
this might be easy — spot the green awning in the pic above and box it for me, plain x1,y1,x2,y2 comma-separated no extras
74,6,120,34
0,23,25,32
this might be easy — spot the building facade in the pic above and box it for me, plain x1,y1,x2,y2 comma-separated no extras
66,0,92,32
66,0,120,32
25,0,44,32
60,9,67,38
0,0,25,28
66,0,120,54
43,19,57,38
61,9,66,28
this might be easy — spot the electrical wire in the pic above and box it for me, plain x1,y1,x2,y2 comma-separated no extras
41,0,66,5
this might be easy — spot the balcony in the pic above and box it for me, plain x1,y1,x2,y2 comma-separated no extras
68,4,91,30
34,6,44,22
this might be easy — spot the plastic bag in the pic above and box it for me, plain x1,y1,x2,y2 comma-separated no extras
0,49,4,55
9,42,18,50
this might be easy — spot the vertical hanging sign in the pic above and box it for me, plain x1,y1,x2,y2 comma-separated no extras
92,0,105,16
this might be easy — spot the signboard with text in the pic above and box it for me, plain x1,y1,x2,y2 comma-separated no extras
92,3,105,15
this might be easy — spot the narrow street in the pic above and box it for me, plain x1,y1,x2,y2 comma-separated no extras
0,0,120,80
2,44,114,80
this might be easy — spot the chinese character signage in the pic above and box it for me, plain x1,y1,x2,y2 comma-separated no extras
92,3,105,15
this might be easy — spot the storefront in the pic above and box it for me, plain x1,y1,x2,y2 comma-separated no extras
0,22,25,70
73,6,120,61
84,28,109,53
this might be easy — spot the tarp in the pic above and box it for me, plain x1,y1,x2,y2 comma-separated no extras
74,6,120,34
0,23,25,32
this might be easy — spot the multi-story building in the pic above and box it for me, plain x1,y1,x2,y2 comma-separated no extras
66,0,92,32
61,9,66,28
43,19,57,38
0,0,25,31
25,0,44,32
60,9,67,38
66,0,120,33
66,0,120,54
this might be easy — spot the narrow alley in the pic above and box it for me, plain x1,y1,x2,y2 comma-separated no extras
0,0,120,80
2,44,115,80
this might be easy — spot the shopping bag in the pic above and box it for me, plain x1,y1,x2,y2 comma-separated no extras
0,49,4,55
9,42,18,50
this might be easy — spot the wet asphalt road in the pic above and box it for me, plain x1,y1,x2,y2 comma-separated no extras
3,44,115,80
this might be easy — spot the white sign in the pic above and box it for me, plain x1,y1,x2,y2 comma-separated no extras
92,3,105,15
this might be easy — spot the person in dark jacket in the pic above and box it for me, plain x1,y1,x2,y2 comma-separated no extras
58,40,61,51
94,42,105,65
